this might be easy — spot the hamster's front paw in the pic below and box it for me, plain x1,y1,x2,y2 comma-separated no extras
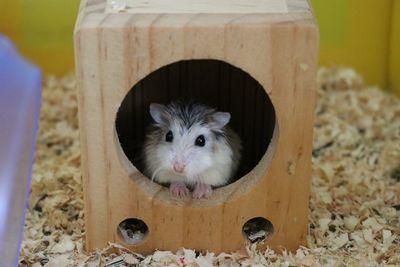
169,182,189,197
193,182,212,199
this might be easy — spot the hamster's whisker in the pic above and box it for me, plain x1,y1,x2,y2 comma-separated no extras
151,166,163,183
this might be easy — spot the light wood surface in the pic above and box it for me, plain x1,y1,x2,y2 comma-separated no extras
105,0,288,14
74,0,318,254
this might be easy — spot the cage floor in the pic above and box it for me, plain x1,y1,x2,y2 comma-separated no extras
19,67,400,266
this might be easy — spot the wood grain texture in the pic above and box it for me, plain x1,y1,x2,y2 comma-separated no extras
105,0,288,14
74,0,319,254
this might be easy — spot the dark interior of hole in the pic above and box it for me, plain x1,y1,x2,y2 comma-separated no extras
116,59,275,183
118,218,149,244
242,217,274,243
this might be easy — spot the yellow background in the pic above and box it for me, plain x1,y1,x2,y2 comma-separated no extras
0,0,80,75
0,0,399,94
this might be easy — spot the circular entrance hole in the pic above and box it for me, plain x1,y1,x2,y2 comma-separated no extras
242,217,274,243
117,218,149,244
116,59,276,186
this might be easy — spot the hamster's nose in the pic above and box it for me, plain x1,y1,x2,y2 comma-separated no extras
173,162,185,173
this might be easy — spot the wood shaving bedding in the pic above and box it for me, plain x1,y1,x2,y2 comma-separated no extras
18,67,400,266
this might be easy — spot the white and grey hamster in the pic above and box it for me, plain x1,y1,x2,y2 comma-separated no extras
143,101,241,198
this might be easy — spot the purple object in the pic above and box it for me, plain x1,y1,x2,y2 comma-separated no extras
0,35,41,266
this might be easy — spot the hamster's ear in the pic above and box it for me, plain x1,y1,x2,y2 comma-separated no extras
210,112,231,129
149,103,168,124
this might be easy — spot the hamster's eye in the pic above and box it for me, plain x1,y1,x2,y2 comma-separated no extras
195,135,205,147
165,130,173,142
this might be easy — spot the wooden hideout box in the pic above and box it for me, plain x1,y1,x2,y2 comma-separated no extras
74,0,319,254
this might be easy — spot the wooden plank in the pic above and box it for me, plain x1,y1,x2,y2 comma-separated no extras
106,0,288,14
75,0,318,254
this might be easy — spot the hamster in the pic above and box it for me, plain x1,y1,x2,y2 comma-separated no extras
143,101,242,199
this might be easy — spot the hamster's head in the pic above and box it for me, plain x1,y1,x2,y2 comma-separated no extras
146,101,231,182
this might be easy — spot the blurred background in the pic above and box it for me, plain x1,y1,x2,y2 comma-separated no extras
0,0,399,94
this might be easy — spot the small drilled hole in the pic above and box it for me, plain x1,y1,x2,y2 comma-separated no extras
117,218,149,244
242,217,274,243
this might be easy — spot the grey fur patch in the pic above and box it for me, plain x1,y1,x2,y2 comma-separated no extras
151,100,227,135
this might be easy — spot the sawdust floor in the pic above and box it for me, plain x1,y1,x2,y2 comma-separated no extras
19,68,400,266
